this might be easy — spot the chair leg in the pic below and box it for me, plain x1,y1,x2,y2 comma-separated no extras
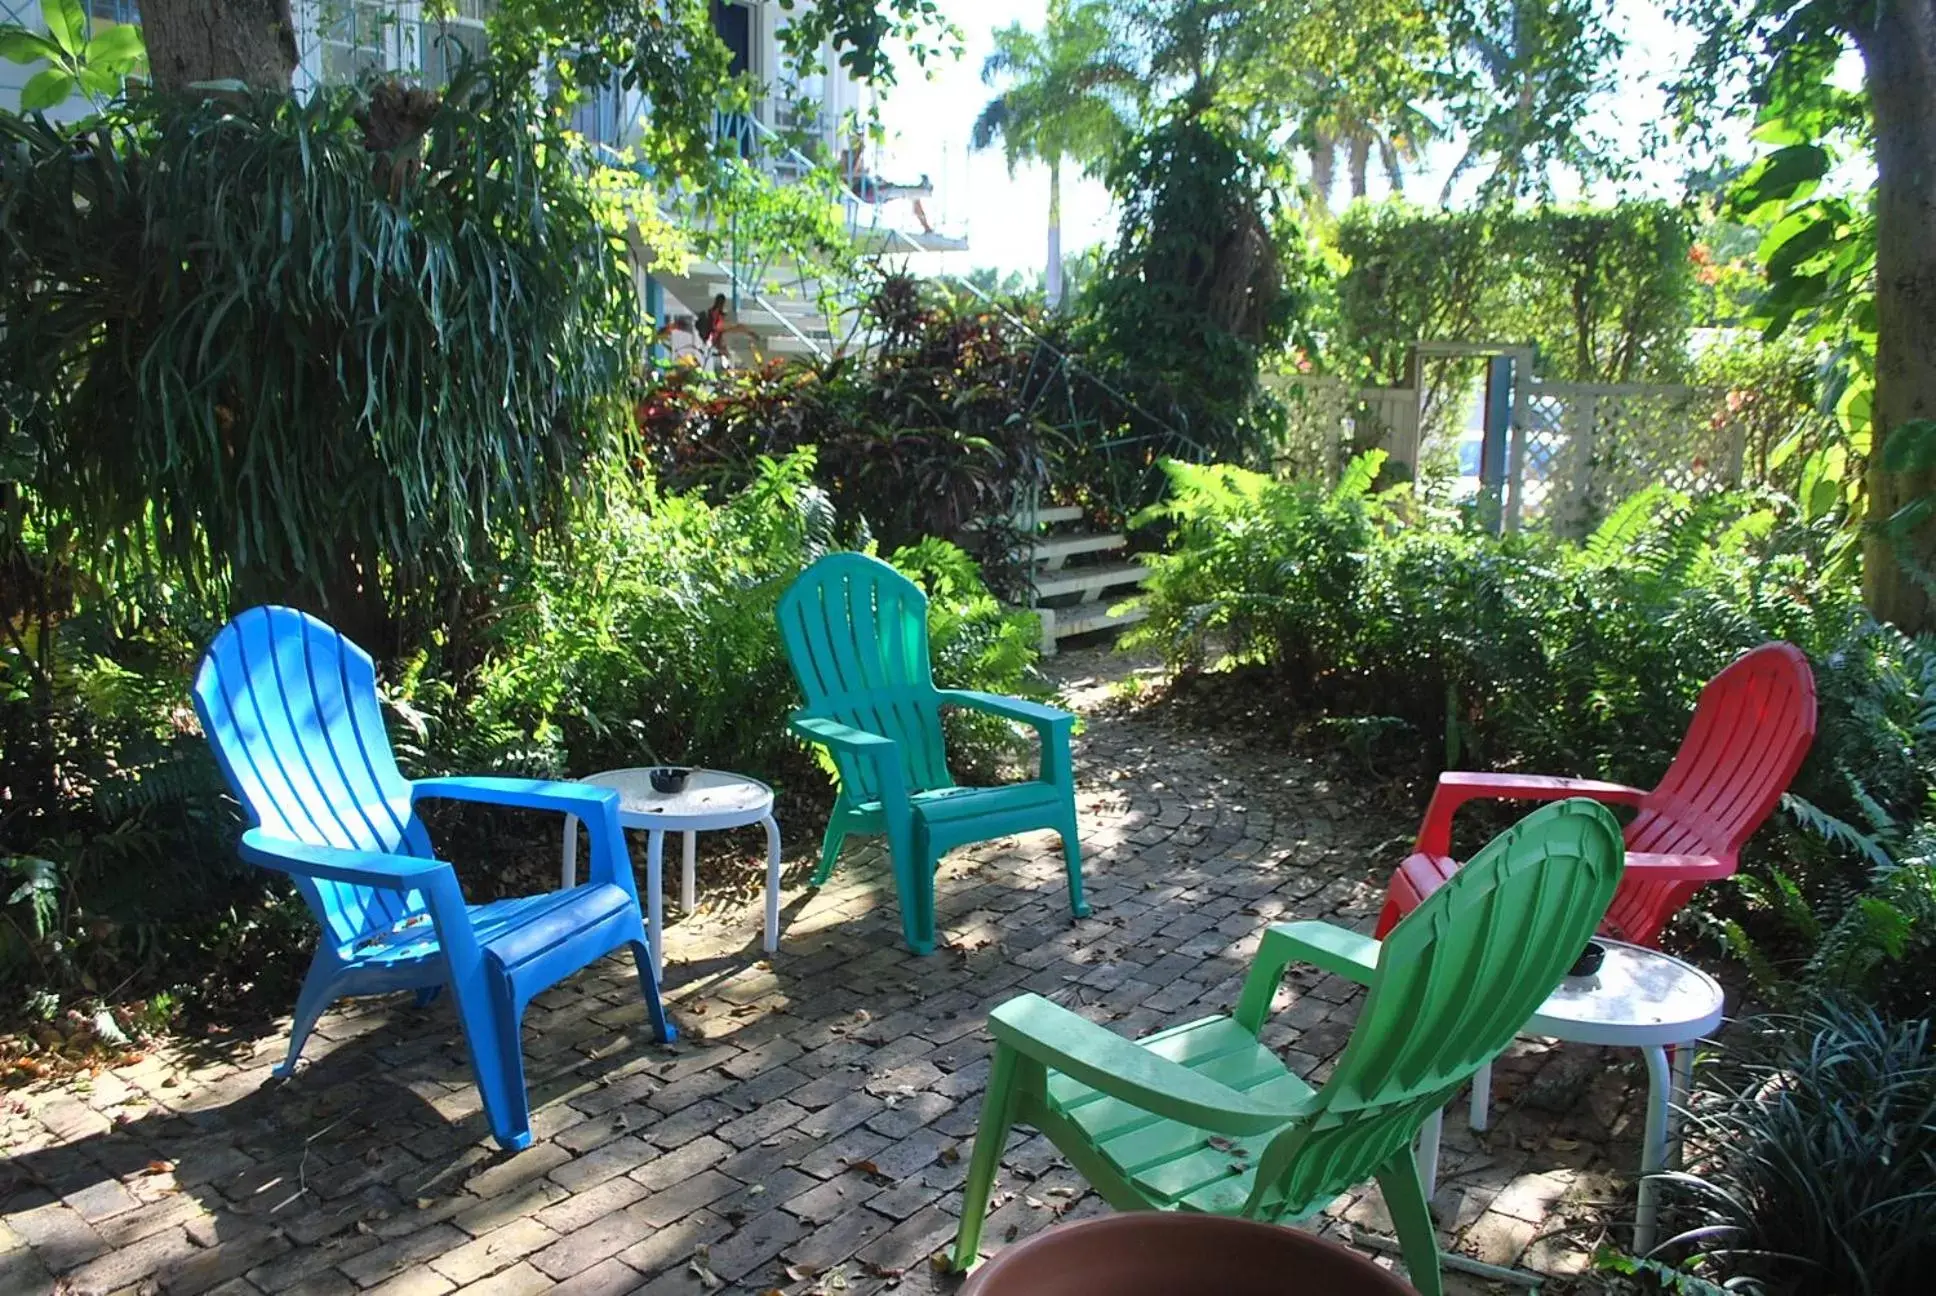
276,956,340,1078
466,970,534,1152
903,830,938,956
811,819,847,886
630,939,677,1045
1058,809,1090,919
951,1042,1021,1271
882,810,935,955
1375,1149,1444,1296
414,985,442,1009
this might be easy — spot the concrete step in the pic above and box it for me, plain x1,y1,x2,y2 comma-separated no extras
1029,505,1086,527
964,504,1085,534
1030,601,1148,655
1030,532,1126,569
1032,559,1150,603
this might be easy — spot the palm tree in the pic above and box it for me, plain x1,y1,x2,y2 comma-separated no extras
971,0,1137,308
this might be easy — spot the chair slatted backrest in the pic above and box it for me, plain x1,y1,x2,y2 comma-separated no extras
1610,641,1816,942
1251,800,1623,1214
193,607,434,948
777,553,954,803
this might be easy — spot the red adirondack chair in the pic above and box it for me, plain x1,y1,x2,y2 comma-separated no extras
1375,642,1817,947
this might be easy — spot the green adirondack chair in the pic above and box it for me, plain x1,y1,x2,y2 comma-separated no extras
950,798,1626,1296
777,552,1087,955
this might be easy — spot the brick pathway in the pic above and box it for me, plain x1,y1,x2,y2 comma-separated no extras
1,650,1661,1296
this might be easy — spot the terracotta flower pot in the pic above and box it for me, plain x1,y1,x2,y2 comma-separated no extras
961,1213,1418,1296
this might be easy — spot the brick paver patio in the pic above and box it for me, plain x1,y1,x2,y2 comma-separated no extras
1,651,1662,1295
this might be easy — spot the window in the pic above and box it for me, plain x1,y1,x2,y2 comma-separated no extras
422,0,492,87
87,0,140,23
318,1,404,83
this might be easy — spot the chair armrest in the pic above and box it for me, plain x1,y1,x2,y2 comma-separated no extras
411,775,618,817
1234,922,1380,1034
240,829,451,891
789,714,898,754
991,994,1302,1136
411,777,635,895
1417,771,1647,855
936,690,1073,732
1623,851,1735,882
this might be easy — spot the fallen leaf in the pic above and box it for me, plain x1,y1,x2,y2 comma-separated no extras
142,1160,173,1176
938,1144,961,1165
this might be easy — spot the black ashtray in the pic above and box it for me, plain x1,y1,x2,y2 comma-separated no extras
648,766,692,794
1568,941,1606,978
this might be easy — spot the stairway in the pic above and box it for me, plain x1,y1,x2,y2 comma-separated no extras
647,256,836,360
1011,505,1150,656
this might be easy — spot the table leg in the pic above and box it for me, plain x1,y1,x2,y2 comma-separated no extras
1635,1043,1672,1255
1468,1059,1492,1132
561,814,579,889
762,815,781,954
682,831,697,914
645,830,666,986
1667,1043,1694,1170
1416,1105,1443,1202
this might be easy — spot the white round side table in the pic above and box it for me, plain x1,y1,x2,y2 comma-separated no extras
559,768,780,982
1416,940,1724,1255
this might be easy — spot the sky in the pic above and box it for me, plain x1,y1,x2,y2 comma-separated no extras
868,0,1744,280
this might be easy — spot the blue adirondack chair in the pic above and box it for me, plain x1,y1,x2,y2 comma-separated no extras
777,552,1087,955
192,606,673,1151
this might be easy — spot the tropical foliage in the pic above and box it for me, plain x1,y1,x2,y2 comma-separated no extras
0,70,642,649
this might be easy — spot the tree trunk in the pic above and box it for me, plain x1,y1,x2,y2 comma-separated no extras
1348,134,1371,199
1310,130,1336,211
1857,1,1936,633
141,0,299,92
1046,156,1064,309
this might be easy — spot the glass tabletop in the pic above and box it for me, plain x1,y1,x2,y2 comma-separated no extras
1528,939,1725,1040
580,767,774,822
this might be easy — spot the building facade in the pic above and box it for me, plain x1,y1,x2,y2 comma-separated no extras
0,0,868,158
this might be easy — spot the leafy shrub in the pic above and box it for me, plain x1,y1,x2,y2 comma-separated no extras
1659,1004,1936,1294
642,277,1074,594
1132,458,1844,778
1079,101,1317,472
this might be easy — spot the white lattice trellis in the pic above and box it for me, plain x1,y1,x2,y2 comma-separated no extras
1511,383,1746,537
1263,376,1421,485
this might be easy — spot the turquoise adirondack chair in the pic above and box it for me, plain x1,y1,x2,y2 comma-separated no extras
777,552,1087,955
193,606,673,1151
950,799,1626,1296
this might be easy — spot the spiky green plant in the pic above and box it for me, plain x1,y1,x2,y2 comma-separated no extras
0,67,644,645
